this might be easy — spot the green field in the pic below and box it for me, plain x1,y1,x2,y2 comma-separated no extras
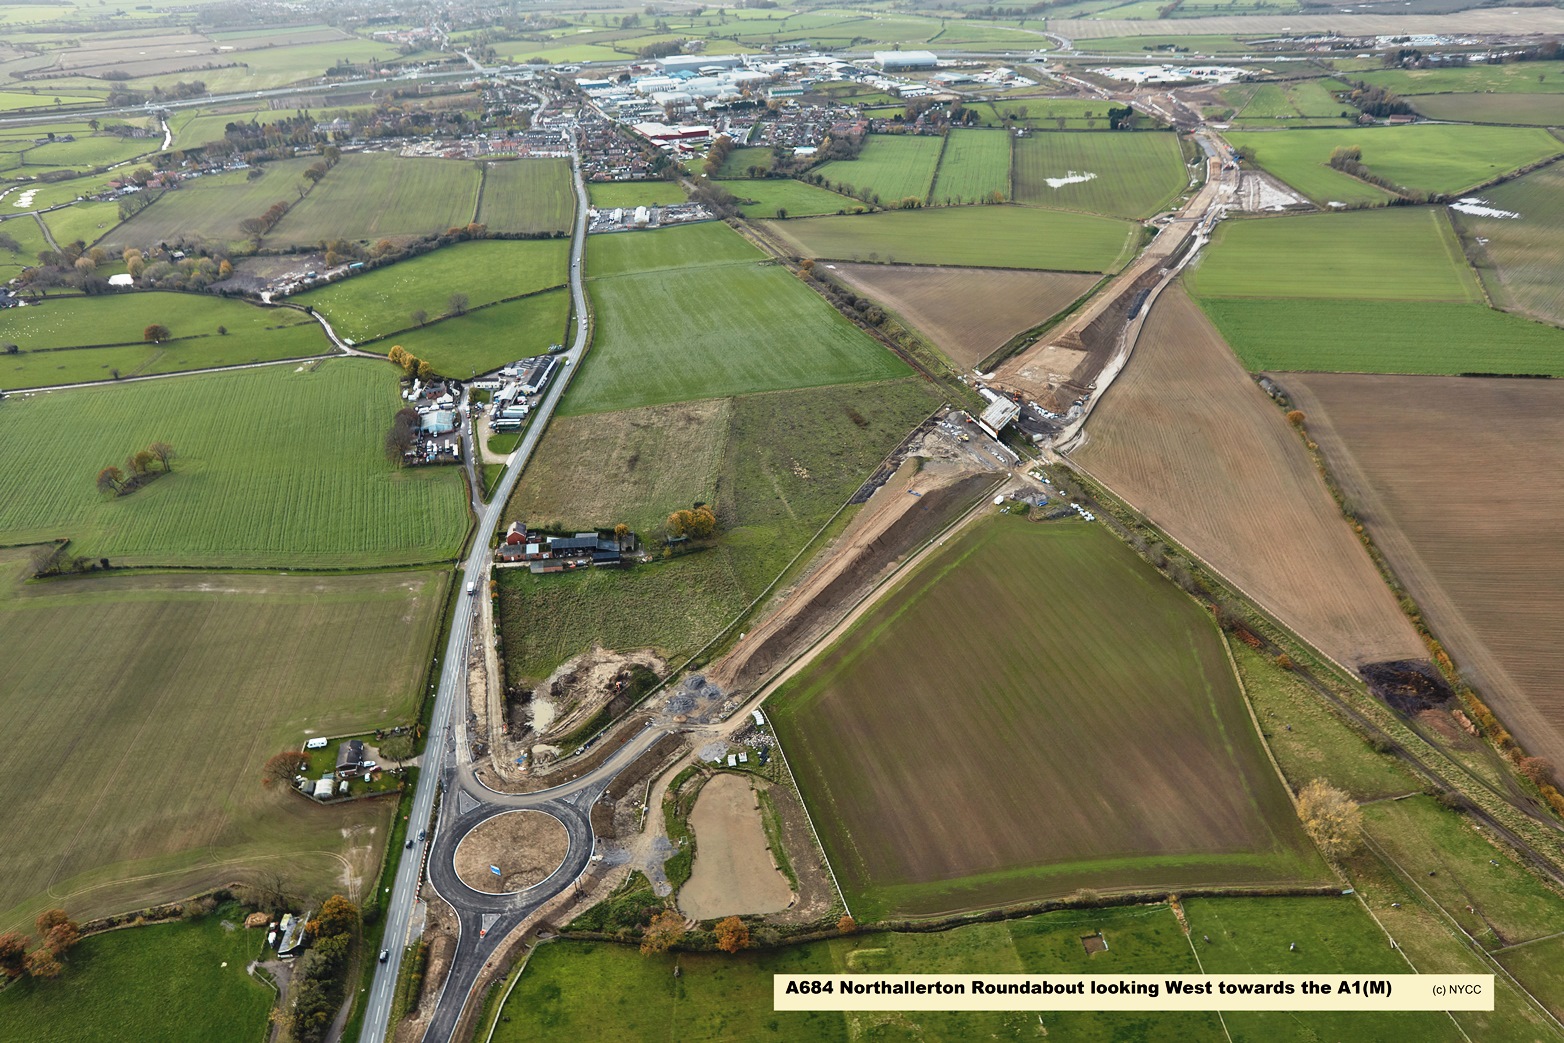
729,179,862,218
268,153,482,244
20,132,157,170
586,219,761,278
0,905,274,1042
0,553,447,932
562,224,907,415
1410,93,1564,126
495,905,1225,1042
813,134,944,204
0,214,51,275
294,239,568,343
1229,125,1564,203
40,199,118,248
1187,208,1482,301
3,291,319,350
0,360,469,566
0,89,102,111
716,145,776,179
102,158,318,251
1357,60,1564,96
930,128,1011,203
474,158,575,234
1184,896,1461,1043
588,181,686,208
0,325,329,389
762,205,1139,272
1451,162,1564,327
769,517,1324,919
1202,298,1564,375
959,98,1130,130
500,379,938,679
1012,131,1188,218
385,288,570,379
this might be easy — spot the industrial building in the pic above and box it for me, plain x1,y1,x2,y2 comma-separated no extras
875,50,937,71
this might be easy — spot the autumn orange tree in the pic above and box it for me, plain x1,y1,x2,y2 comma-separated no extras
667,505,717,539
640,909,687,956
1296,779,1361,860
262,750,306,788
714,916,750,954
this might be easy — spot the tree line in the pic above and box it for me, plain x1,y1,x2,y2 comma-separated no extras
96,441,176,497
0,909,82,981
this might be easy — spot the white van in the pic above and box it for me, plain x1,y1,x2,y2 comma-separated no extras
466,581,477,595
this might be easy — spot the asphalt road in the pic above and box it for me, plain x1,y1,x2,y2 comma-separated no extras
355,124,592,1043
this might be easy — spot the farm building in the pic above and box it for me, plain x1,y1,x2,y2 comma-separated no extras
420,409,457,435
336,739,366,778
875,50,937,71
504,521,527,545
311,777,336,800
276,913,309,959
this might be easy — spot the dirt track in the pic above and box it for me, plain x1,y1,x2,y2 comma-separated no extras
1283,373,1564,770
1070,286,1425,669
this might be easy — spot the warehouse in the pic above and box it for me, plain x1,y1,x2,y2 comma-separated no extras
875,50,937,71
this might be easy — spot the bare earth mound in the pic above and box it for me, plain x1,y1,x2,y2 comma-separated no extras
831,265,1097,370
679,773,793,920
1072,285,1424,668
454,811,569,894
1282,373,1564,769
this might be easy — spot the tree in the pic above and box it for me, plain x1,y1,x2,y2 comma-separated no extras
447,292,470,316
379,734,414,764
667,505,717,539
126,449,156,476
42,921,79,958
149,441,176,471
143,323,171,344
1296,779,1361,860
411,308,428,327
96,466,124,496
714,916,750,953
262,749,305,788
640,909,687,955
837,914,856,934
310,895,359,940
1286,410,1306,427
0,932,26,980
23,947,62,979
35,909,69,937
385,407,419,465
1519,756,1557,789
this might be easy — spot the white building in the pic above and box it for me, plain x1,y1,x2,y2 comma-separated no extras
875,50,937,71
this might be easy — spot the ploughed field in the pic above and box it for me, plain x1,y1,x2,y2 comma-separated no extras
1072,287,1425,668
830,264,1098,370
769,516,1326,920
1282,373,1564,772
0,554,448,933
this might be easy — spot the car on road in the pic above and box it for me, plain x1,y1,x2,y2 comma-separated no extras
379,949,390,963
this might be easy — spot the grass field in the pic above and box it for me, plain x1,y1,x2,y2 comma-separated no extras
813,134,944,204
1202,298,1564,374
728,179,862,218
0,905,274,1042
1187,207,1482,301
0,360,468,566
1012,131,1188,218
495,905,1232,1041
929,128,1011,203
831,264,1097,370
1285,373,1564,771
715,145,776,179
1411,93,1564,125
268,153,482,245
4,290,319,350
960,98,1132,130
0,554,448,932
101,158,317,251
769,516,1325,919
20,132,157,170
1229,125,1564,203
383,288,570,379
1451,162,1564,327
561,224,907,415
475,158,574,234
294,239,568,343
0,214,51,275
40,199,118,248
1357,60,1564,96
588,181,685,208
500,379,938,680
1072,287,1424,671
1184,896,1461,1042
761,205,1139,272
586,220,761,278
0,324,329,389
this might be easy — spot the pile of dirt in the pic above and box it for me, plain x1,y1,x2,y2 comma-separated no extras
527,646,665,741
1360,659,1454,715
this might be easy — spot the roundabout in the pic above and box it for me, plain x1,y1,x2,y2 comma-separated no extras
452,810,570,895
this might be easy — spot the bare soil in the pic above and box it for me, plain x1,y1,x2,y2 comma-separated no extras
1071,285,1425,669
453,811,569,894
679,774,794,921
1283,372,1564,770
528,646,667,740
830,264,1097,371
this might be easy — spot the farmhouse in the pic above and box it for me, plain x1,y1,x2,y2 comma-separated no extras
336,739,366,778
496,524,637,569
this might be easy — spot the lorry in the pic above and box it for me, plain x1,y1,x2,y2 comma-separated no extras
466,581,477,595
